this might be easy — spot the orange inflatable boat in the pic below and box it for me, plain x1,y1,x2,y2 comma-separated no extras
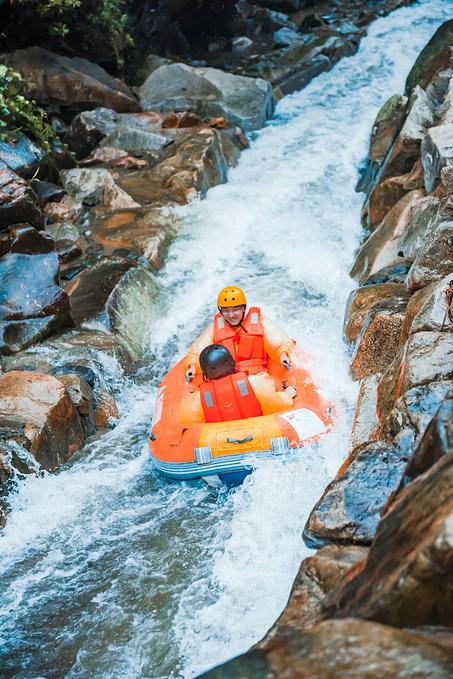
149,349,334,486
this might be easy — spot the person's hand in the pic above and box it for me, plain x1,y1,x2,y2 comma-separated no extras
185,364,196,382
280,352,291,370
285,386,297,399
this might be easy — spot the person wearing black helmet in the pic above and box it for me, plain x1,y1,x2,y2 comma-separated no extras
181,344,296,424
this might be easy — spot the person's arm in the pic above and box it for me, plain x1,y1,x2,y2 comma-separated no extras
250,374,295,415
185,322,214,379
262,315,295,367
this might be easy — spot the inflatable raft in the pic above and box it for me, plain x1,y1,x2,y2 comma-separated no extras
149,349,334,486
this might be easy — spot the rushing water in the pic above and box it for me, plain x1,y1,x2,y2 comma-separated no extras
1,2,452,677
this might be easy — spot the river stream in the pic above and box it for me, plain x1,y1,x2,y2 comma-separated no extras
1,2,451,676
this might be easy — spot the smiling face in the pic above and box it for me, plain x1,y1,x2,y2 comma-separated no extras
219,305,246,327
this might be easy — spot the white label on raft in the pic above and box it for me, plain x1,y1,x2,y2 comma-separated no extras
151,386,166,427
280,408,327,440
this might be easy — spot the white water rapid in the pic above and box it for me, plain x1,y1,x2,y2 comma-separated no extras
1,2,451,677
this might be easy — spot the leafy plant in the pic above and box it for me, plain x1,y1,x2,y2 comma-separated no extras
14,0,131,67
0,65,56,150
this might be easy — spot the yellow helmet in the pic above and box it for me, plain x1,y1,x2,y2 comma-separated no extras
217,285,247,308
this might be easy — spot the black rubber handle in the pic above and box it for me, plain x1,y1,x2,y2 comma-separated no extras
227,435,253,444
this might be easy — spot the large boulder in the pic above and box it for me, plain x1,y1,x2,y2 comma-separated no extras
364,159,424,229
259,545,368,644
0,133,45,178
0,371,84,470
406,216,453,291
60,168,140,209
106,266,160,358
0,47,139,113
350,301,406,381
378,87,434,182
200,619,453,678
303,440,409,547
397,195,440,261
90,207,179,269
0,232,73,354
118,127,245,205
350,189,425,283
0,167,44,228
369,94,407,164
421,123,453,193
324,454,453,629
65,257,135,325
405,19,453,95
401,392,453,483
344,282,411,343
138,63,273,131
402,273,453,339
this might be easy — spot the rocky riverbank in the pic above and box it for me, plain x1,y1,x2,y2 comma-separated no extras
199,18,453,678
0,0,414,526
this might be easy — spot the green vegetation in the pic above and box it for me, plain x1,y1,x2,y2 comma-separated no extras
0,65,56,150
16,0,131,67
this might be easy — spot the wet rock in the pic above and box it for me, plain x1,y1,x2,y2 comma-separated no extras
379,86,434,181
350,302,406,381
402,273,453,339
47,327,132,370
79,147,129,167
65,108,120,158
107,266,160,358
45,222,81,243
365,160,424,229
0,47,139,113
201,619,453,678
90,207,178,269
138,63,273,131
94,389,120,428
421,123,453,193
60,168,140,209
376,332,453,426
350,373,381,449
406,216,453,290
344,282,410,343
118,127,244,205
351,189,425,283
382,380,452,450
405,19,453,95
30,179,66,206
102,127,171,154
304,440,408,547
0,167,44,229
9,225,54,254
54,238,83,264
0,317,66,356
0,246,72,354
162,111,201,128
324,454,453,629
401,392,453,483
58,373,96,437
259,545,368,644
65,257,135,325
111,156,149,170
0,133,45,178
44,197,83,225
369,94,407,164
397,194,440,261
362,260,412,286
0,371,84,470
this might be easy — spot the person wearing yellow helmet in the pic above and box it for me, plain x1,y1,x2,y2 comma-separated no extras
185,285,295,381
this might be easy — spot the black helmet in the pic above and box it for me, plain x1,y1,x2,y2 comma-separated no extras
200,344,236,380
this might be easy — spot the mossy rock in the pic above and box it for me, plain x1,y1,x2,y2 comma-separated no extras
405,19,453,95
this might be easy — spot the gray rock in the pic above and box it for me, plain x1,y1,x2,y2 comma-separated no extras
303,440,409,547
0,47,139,113
406,216,453,290
101,126,170,153
107,266,160,358
60,168,140,209
421,123,453,193
138,63,273,132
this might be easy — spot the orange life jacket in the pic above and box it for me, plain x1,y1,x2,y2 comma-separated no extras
212,306,266,374
200,372,263,422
